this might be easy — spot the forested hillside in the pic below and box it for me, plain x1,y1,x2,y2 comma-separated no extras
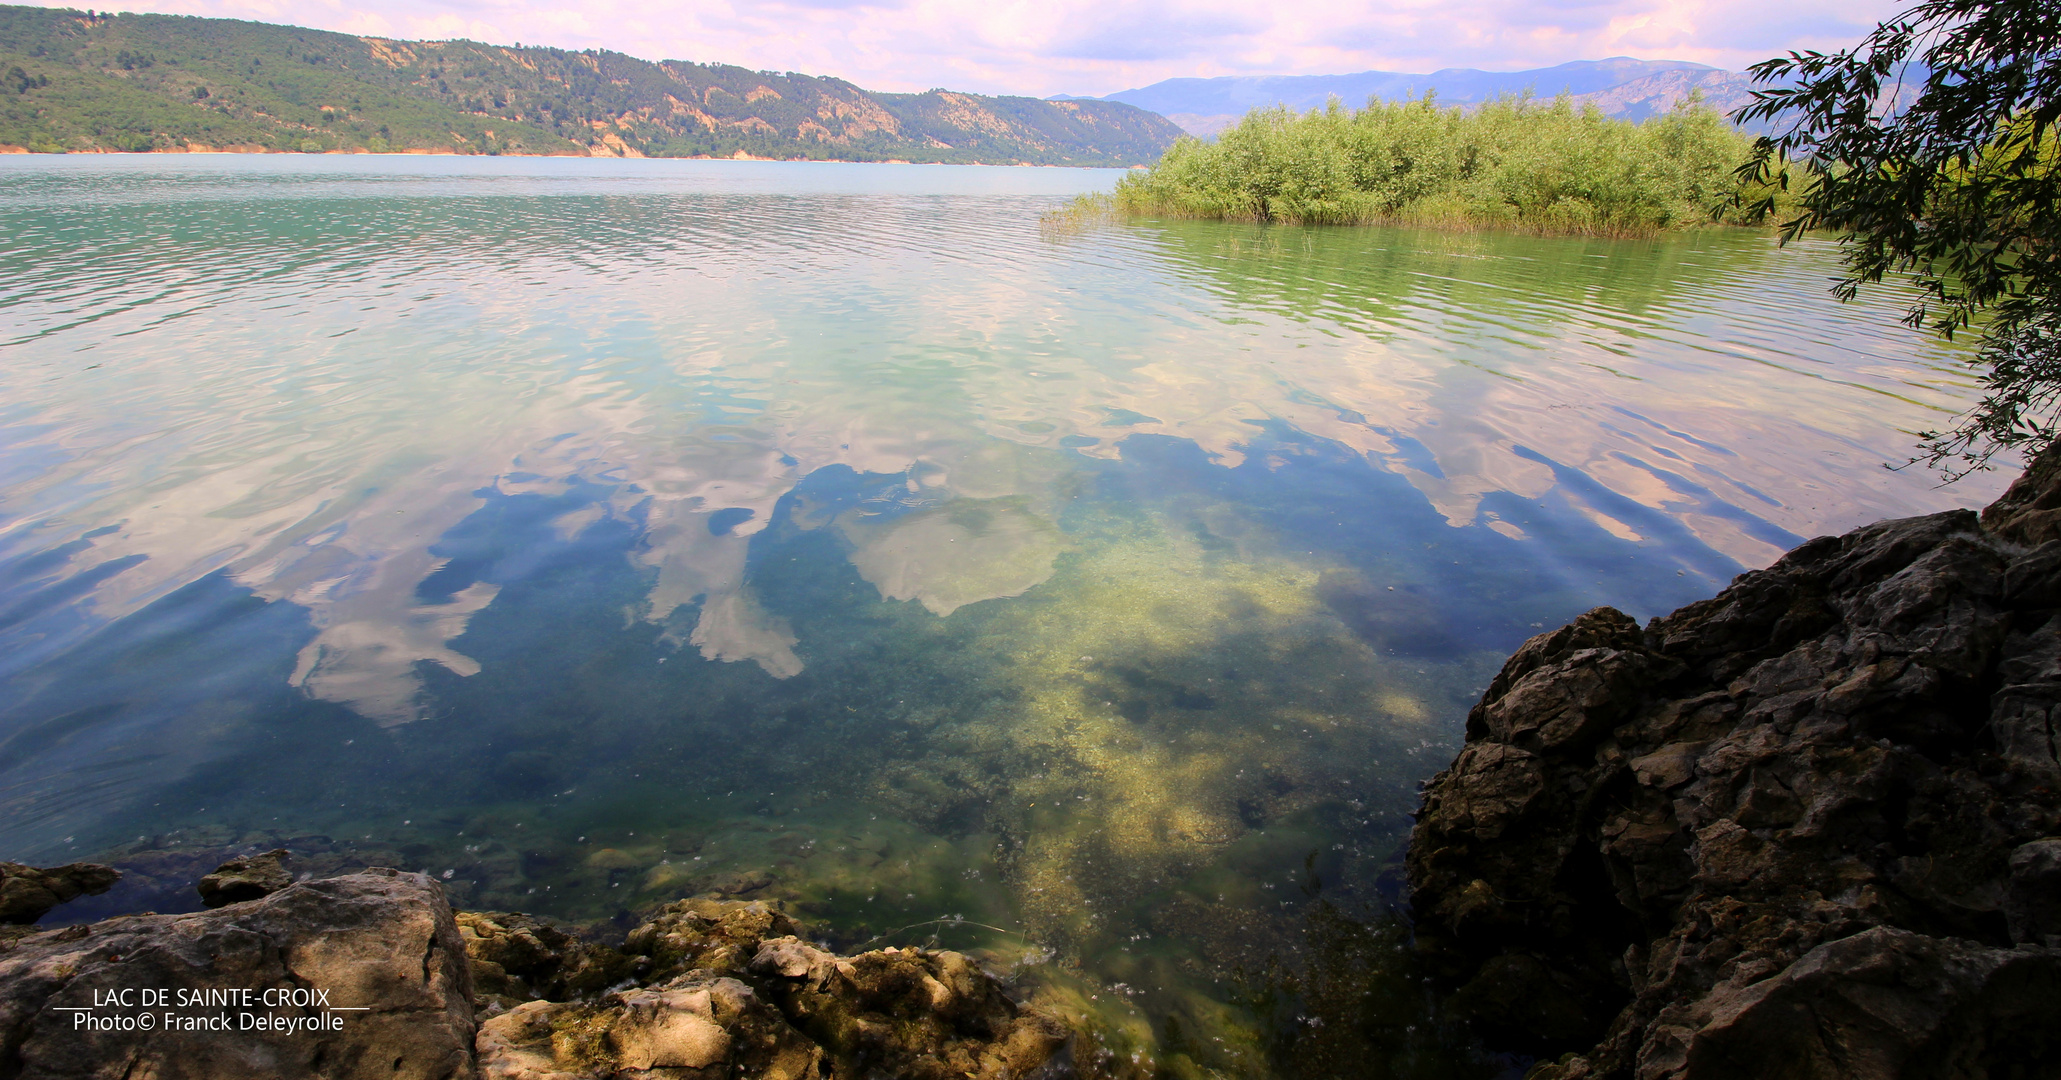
0,6,1183,164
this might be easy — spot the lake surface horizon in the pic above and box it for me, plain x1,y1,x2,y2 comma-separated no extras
0,154,2009,1076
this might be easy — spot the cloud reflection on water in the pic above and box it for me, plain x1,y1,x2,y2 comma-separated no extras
0,157,2005,737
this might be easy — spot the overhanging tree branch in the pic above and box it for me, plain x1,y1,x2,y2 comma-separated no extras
1728,0,2060,477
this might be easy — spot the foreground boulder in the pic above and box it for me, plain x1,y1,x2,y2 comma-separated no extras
0,862,120,925
0,867,476,1078
1409,445,2061,1079
468,897,1073,1080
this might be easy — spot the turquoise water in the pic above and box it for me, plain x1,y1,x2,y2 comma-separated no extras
0,155,2004,1075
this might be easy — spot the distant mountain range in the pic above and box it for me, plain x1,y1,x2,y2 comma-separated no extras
1061,58,1778,138
0,5,1184,164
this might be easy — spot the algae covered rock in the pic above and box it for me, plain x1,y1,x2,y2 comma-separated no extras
0,874,1077,1079
0,861,120,925
467,895,1074,1079
0,868,476,1079
623,896,803,984
196,847,294,907
751,938,1071,1080
1408,443,2061,1078
457,911,640,1010
475,975,821,1080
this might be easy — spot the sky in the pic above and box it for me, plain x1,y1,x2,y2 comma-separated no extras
36,0,1910,98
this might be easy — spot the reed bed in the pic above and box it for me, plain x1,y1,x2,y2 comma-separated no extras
1072,94,1786,237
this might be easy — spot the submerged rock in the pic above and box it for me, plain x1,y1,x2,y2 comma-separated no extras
196,847,294,907
0,868,477,1079
0,861,120,925
1407,445,2061,1078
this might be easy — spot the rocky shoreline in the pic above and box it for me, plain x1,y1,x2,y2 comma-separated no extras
1406,446,2061,1077
0,859,1076,1079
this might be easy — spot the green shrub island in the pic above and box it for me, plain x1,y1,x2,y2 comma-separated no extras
1101,93,1776,236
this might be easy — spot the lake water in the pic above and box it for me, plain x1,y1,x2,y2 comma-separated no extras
0,155,2006,1076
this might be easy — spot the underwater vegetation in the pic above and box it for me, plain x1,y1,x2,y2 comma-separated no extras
21,435,1569,1077
0,155,2003,1077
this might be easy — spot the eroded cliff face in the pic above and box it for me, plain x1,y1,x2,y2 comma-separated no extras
1408,446,2061,1079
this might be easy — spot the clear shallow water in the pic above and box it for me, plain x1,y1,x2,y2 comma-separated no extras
0,155,2005,1075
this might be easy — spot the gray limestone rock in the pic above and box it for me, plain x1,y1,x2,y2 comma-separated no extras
1638,928,2061,1080
2006,838,2061,947
0,868,476,1079
1409,442,2061,1077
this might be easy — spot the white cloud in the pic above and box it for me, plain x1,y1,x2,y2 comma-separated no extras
46,0,1910,97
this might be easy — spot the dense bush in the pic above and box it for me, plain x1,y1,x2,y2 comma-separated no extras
1109,94,1769,236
